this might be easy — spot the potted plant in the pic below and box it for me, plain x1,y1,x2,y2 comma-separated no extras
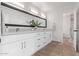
30,20,41,30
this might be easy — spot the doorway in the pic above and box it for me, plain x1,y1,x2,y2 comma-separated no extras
63,13,74,40
70,14,74,40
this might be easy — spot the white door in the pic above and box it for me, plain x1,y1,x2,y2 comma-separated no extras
63,13,74,40
70,14,74,40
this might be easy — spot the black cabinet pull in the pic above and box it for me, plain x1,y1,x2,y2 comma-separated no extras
37,45,40,47
21,42,24,49
38,39,40,40
43,42,46,44
24,41,26,48
0,38,1,43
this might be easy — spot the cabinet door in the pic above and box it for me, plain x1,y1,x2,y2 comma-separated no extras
45,32,52,41
49,32,52,41
0,41,23,56
23,39,36,56
35,38,43,50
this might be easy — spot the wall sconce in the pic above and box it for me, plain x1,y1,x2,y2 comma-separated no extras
9,2,24,8
30,8,38,15
41,13,46,18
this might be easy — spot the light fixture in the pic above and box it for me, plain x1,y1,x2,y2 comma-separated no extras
41,13,46,18
9,2,24,8
30,8,38,15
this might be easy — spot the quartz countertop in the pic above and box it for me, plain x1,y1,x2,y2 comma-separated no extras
2,29,53,36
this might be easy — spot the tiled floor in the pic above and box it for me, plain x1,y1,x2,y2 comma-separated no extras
33,38,76,56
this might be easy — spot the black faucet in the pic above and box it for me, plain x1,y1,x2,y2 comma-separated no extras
16,28,19,32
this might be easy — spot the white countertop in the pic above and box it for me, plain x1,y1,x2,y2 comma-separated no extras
2,29,53,36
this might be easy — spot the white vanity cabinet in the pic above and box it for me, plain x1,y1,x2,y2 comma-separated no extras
22,38,37,56
35,31,52,51
0,40,23,56
0,31,52,56
45,32,52,42
0,38,36,56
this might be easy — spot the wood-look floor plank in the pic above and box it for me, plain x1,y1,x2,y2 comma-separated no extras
33,39,76,56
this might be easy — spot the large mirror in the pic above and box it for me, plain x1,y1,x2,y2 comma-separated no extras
1,2,47,35
1,2,47,28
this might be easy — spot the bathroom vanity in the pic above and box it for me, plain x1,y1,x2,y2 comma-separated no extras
0,31,52,56
0,2,53,56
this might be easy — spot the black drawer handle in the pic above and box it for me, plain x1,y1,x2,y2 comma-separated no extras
43,42,46,44
74,30,78,32
0,38,1,43
37,45,40,47
38,39,40,40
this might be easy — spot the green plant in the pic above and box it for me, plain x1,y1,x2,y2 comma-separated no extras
30,20,41,27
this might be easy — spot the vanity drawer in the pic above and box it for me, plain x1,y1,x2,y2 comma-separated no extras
1,33,37,44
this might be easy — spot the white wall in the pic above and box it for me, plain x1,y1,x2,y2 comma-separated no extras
0,2,1,35
47,10,63,42
46,3,77,43
22,2,45,17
